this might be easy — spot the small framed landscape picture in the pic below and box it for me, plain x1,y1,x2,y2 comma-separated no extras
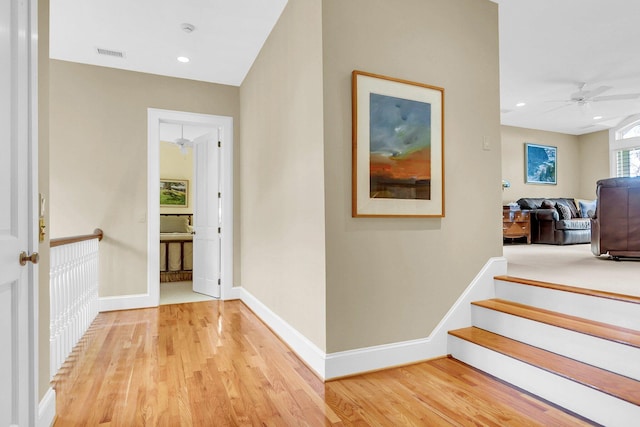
160,179,188,207
525,143,557,185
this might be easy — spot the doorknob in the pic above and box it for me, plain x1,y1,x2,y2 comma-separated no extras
19,251,40,266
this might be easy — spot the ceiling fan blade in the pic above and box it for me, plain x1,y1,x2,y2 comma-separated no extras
542,103,572,114
592,93,640,102
582,85,611,99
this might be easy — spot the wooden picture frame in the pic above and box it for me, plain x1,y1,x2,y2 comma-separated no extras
352,70,445,217
525,143,557,185
160,179,189,207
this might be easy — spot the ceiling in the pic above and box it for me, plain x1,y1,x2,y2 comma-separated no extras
50,0,640,136
50,0,288,87
495,0,640,135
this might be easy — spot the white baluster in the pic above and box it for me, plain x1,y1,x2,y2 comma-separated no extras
50,236,101,379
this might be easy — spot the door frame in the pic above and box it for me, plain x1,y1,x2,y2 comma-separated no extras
147,109,234,304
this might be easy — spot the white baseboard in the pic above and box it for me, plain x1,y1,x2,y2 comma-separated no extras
238,257,506,381
238,288,326,378
223,285,242,301
99,293,155,312
324,257,506,379
37,387,56,427
325,336,439,379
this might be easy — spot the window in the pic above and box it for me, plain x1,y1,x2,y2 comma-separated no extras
614,147,640,177
621,124,640,140
610,115,640,177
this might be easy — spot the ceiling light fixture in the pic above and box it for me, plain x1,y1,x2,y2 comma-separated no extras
173,125,193,155
593,115,603,120
177,56,190,63
516,102,526,107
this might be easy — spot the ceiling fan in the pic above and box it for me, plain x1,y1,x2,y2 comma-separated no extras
543,82,640,116
171,125,193,154
553,82,640,107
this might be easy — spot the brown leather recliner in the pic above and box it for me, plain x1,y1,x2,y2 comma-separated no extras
591,177,640,258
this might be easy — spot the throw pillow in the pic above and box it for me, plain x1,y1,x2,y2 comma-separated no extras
516,198,538,210
578,199,597,218
541,199,555,209
554,198,579,218
160,216,190,233
555,203,572,220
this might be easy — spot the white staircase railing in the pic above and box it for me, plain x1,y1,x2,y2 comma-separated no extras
49,229,103,379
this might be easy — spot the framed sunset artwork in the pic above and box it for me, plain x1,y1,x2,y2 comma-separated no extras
351,70,444,217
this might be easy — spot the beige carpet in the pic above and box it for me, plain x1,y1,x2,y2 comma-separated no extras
159,281,216,305
503,243,639,297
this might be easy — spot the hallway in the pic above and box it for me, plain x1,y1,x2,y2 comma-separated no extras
52,299,591,426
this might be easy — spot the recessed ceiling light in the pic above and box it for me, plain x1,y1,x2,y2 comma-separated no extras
593,115,603,120
516,102,526,107
177,56,190,63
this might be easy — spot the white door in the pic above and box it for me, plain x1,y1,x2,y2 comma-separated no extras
192,131,221,298
0,0,36,425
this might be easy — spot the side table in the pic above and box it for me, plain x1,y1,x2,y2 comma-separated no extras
502,207,531,244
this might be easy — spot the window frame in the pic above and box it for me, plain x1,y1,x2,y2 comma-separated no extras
609,114,640,177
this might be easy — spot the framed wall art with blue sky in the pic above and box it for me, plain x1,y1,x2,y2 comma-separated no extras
352,70,444,217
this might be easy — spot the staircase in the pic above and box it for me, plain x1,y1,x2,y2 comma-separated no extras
448,275,640,426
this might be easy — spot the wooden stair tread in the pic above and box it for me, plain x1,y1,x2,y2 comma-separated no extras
473,298,640,349
449,326,640,407
495,275,640,305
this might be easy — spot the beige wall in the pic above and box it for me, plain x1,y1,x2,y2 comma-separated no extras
159,142,194,214
501,126,581,204
38,0,51,401
322,0,503,352
49,60,240,297
578,130,609,199
501,126,610,203
239,0,327,349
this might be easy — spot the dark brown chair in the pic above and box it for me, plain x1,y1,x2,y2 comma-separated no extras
591,177,640,259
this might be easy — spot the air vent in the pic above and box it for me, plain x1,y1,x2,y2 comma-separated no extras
96,47,125,58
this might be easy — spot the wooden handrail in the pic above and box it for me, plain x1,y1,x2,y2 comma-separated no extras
50,228,104,248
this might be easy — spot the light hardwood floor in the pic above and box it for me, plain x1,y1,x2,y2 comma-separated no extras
52,300,594,426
